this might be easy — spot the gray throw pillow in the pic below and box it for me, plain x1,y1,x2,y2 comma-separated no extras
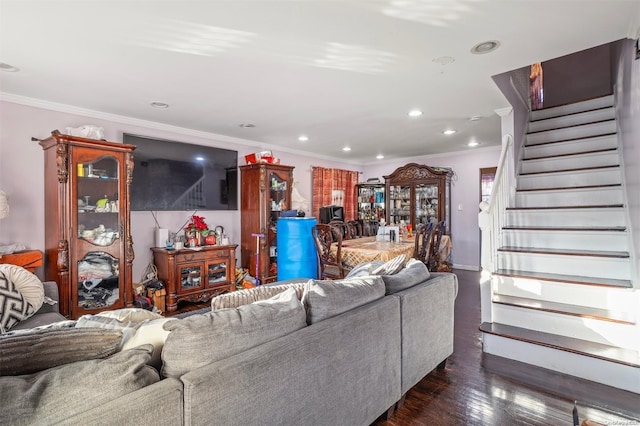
0,327,122,376
381,258,431,294
2,345,159,424
162,287,306,378
371,254,407,276
302,276,385,324
211,281,307,311
345,261,384,278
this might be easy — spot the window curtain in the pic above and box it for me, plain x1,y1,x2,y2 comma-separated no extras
311,167,359,220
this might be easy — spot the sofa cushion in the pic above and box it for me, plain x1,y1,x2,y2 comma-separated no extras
162,287,306,378
0,274,36,334
0,264,45,314
95,307,164,322
381,258,431,294
1,345,159,425
211,280,307,311
75,313,175,370
302,276,385,324
0,326,122,376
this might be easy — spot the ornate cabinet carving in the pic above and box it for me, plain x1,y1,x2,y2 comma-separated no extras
384,163,453,234
39,130,135,319
240,164,294,284
151,245,237,312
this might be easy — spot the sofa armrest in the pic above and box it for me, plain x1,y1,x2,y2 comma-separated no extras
39,281,61,314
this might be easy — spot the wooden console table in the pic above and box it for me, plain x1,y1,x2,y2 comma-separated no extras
151,245,237,313
0,250,43,274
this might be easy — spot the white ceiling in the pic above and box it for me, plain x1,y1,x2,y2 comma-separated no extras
1,1,638,164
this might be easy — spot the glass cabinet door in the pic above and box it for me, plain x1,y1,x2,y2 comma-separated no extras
75,155,122,310
388,185,411,224
415,183,439,226
207,261,227,285
180,265,203,291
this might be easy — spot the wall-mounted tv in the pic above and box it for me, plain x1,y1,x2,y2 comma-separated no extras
124,134,238,211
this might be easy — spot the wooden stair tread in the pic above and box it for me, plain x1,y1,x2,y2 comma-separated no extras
479,322,640,368
498,246,629,258
517,183,621,192
519,164,619,176
506,205,624,210
492,294,635,325
525,132,617,147
494,269,633,289
502,226,626,232
524,148,617,161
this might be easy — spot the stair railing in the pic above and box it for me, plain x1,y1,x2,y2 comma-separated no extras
171,177,206,210
479,133,515,273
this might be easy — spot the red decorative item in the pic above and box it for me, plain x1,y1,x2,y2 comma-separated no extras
205,234,217,245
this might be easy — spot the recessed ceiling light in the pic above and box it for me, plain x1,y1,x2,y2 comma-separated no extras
298,135,309,142
471,40,500,55
239,123,256,128
0,62,19,72
376,154,384,159
408,110,423,117
443,129,456,135
467,141,479,147
343,146,351,152
150,101,169,108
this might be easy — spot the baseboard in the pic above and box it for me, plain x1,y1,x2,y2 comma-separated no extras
452,264,480,271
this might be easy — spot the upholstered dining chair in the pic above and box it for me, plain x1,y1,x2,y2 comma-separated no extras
414,222,435,265
329,220,348,240
345,221,359,240
312,223,346,279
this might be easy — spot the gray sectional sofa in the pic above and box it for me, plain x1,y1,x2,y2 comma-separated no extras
1,260,457,426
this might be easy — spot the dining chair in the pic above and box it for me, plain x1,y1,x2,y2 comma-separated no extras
329,220,348,240
312,224,346,279
427,220,446,271
345,221,359,240
414,222,435,265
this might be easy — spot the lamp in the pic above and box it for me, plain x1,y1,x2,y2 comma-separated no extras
0,190,8,219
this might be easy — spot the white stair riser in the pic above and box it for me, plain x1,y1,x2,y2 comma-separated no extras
505,208,626,227
521,152,619,173
524,135,618,158
501,230,628,252
497,252,631,280
515,187,623,207
492,275,638,312
528,107,615,133
518,169,621,190
492,304,639,349
530,95,614,121
527,121,616,145
482,334,640,393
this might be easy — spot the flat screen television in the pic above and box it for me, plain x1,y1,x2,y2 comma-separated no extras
124,134,238,211
319,205,344,224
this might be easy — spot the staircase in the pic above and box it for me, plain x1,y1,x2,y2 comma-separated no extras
480,95,640,393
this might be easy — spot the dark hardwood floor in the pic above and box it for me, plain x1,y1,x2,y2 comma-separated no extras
375,269,639,426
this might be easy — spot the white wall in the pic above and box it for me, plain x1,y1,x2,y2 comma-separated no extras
0,100,356,281
363,147,501,270
0,99,498,279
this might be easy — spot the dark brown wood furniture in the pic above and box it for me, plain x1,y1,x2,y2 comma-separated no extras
312,224,345,279
151,245,237,313
384,163,453,235
240,163,294,284
38,130,135,319
0,250,43,274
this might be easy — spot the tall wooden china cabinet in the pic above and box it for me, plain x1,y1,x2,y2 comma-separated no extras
38,131,135,319
384,163,453,234
240,163,294,284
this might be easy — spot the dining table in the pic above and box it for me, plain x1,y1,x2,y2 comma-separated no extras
333,235,452,270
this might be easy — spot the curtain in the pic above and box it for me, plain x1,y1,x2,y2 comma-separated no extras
312,167,359,221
